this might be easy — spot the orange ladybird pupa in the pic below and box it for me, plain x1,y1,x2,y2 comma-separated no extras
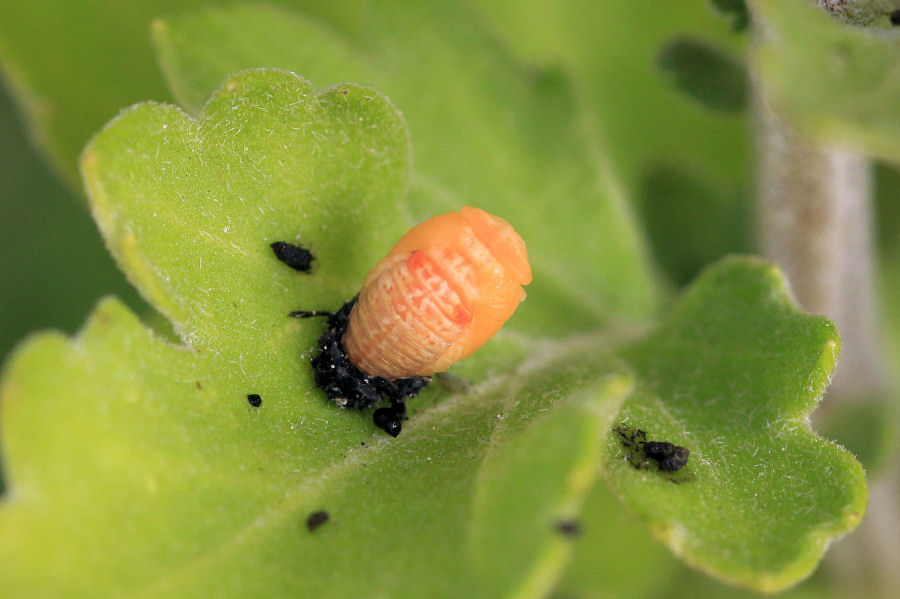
343,206,532,380
285,206,531,436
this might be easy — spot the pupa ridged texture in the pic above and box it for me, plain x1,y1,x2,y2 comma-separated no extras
343,206,532,379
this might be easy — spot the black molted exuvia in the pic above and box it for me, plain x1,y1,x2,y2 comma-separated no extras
643,441,690,472
291,298,430,437
613,423,690,473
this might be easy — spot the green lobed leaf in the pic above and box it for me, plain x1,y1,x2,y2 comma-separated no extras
82,71,411,348
752,0,900,163
0,300,631,598
0,67,632,597
600,257,867,593
142,359,631,599
150,1,659,333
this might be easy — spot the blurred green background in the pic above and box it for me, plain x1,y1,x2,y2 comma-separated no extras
0,81,144,361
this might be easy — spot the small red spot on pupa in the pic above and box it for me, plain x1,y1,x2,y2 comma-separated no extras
452,304,472,324
407,251,427,270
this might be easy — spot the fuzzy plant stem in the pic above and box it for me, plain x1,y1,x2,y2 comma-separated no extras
755,96,886,399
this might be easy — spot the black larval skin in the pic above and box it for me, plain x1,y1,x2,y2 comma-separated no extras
292,297,430,437
613,423,690,473
643,441,690,473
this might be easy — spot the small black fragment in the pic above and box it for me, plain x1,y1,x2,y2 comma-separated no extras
373,401,407,437
293,297,430,436
247,393,262,408
554,519,581,537
614,424,646,450
373,408,402,437
306,510,330,532
613,423,690,473
891,10,900,26
289,310,334,318
643,441,690,472
271,241,314,272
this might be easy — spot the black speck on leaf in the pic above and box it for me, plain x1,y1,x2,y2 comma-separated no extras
613,423,691,474
373,406,403,437
271,241,314,272
306,510,330,532
643,441,691,472
554,519,581,537
246,393,262,407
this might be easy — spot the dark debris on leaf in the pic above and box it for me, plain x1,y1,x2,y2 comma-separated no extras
373,405,405,437
306,510,330,532
614,423,691,474
246,393,262,408
554,519,582,537
643,441,691,472
271,241,314,272
291,297,430,437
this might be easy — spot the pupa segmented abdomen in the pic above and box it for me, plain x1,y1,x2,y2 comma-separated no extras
343,206,531,380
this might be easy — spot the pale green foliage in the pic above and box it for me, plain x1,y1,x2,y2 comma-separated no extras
752,0,900,161
610,258,865,592
0,1,875,597
657,37,748,113
150,2,659,333
0,69,632,597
